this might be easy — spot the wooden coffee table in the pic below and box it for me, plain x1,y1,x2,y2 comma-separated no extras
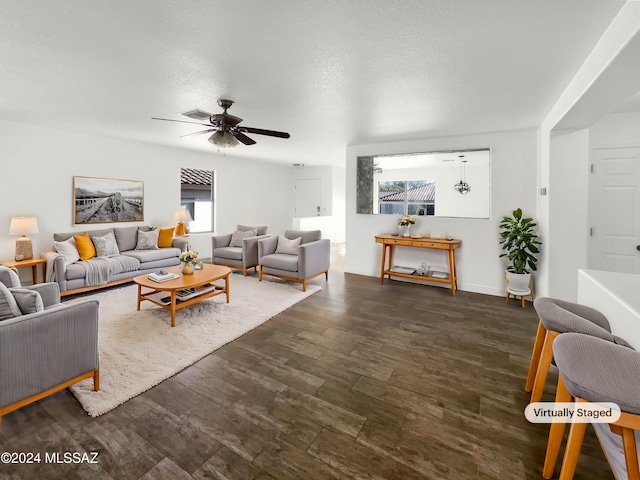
134,264,232,327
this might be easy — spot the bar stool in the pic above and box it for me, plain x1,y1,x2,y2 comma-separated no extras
525,298,629,404
544,333,640,480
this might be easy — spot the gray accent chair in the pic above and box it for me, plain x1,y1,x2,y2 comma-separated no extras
544,333,640,479
212,225,269,276
258,229,330,292
0,266,99,424
526,297,632,404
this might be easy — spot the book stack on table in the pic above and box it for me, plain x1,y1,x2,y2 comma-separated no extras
148,270,179,283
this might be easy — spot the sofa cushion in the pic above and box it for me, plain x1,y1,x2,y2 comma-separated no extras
285,229,321,244
121,247,181,264
230,229,257,247
113,226,139,252
157,227,175,248
65,263,87,280
136,229,159,250
215,247,243,261
0,283,22,320
0,266,21,288
54,237,81,265
92,231,120,257
260,253,299,273
74,233,97,261
275,235,301,255
10,288,44,315
238,224,268,236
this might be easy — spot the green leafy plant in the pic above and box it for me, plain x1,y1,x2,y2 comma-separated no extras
499,208,541,274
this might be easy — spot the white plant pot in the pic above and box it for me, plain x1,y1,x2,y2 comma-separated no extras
505,270,531,292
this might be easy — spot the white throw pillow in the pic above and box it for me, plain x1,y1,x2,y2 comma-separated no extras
136,229,159,250
275,235,302,255
92,231,120,257
54,237,81,265
230,229,257,247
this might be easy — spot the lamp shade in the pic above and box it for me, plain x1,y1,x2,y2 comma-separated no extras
9,217,39,236
174,210,192,222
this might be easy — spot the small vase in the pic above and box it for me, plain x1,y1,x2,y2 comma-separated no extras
182,263,195,275
398,225,411,237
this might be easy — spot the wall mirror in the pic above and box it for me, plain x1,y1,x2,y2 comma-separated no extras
356,149,491,218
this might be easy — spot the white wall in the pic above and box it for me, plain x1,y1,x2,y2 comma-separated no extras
590,111,640,148
0,120,294,263
537,3,640,298
548,129,591,300
345,129,537,296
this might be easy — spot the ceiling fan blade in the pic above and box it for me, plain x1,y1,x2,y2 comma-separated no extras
180,128,217,138
151,117,214,127
232,131,256,145
239,126,290,139
181,109,212,121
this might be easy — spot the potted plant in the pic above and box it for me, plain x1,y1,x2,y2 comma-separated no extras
498,208,541,291
397,215,416,237
179,249,199,275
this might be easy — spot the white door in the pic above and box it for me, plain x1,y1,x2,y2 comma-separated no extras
294,178,322,217
589,147,640,274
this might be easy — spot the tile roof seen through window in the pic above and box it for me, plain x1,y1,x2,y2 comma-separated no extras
181,168,212,185
379,182,435,202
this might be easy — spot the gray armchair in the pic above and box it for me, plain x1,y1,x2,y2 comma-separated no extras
258,229,330,291
0,266,99,424
212,224,269,276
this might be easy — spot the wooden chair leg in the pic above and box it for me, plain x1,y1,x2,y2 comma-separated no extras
622,428,640,480
559,421,588,480
258,266,263,281
531,330,560,403
543,375,572,479
94,369,100,391
526,321,547,392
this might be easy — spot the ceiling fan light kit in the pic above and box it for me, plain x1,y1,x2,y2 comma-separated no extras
153,99,290,149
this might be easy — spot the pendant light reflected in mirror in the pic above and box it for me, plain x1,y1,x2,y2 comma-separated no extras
453,155,471,194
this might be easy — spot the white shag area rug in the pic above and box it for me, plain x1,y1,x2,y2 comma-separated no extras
65,274,320,417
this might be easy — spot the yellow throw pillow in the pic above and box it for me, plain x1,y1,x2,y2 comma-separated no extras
157,227,175,248
74,232,96,261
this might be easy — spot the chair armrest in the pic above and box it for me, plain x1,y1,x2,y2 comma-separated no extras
242,234,270,265
212,234,232,251
258,236,278,259
172,237,190,252
0,300,99,408
24,282,61,308
298,239,331,278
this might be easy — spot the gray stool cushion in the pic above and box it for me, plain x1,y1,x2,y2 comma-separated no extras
533,297,615,342
553,333,640,414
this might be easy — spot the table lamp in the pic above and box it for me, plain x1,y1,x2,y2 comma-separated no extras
174,210,192,236
9,216,39,260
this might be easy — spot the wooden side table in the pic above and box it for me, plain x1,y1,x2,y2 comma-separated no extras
1,258,47,285
375,234,462,296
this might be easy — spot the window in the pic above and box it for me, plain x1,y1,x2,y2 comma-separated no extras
378,180,435,216
180,168,214,233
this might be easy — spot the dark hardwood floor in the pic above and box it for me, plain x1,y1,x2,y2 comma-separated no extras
0,247,613,479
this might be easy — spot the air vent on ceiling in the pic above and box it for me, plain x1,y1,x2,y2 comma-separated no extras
181,109,212,121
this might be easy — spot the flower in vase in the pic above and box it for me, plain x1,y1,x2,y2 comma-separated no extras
398,215,416,227
179,249,198,266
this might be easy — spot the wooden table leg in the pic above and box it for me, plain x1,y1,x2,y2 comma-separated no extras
448,249,457,296
224,274,230,303
379,244,387,284
31,265,38,284
170,290,177,327
137,284,142,310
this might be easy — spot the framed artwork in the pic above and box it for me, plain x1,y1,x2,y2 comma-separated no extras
73,176,144,225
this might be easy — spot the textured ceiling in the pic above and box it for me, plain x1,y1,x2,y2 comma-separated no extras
0,0,627,166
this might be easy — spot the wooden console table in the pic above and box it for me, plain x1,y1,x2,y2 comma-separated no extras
375,234,462,296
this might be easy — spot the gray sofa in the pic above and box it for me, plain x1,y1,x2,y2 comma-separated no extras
43,225,189,296
0,266,99,423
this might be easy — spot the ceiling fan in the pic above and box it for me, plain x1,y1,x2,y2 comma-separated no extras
152,99,290,148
